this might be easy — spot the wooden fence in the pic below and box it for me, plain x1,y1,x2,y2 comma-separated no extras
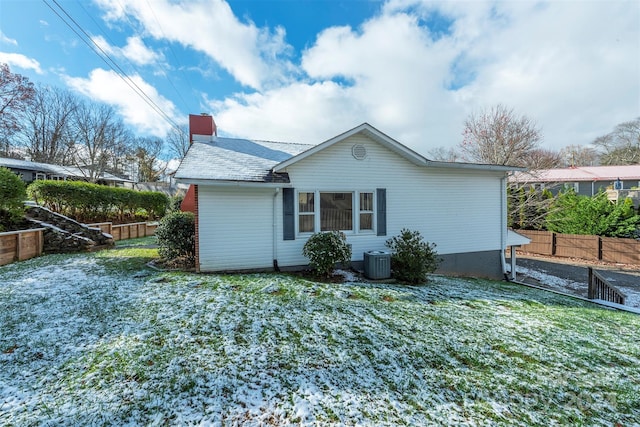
0,228,45,266
1,222,157,267
87,222,158,241
516,230,640,264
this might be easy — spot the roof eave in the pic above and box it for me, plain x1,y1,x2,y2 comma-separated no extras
175,178,290,188
426,160,525,172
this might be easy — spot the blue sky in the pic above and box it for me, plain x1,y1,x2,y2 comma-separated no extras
0,0,638,157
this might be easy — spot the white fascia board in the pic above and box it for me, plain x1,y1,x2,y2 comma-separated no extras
175,178,289,188
426,160,525,172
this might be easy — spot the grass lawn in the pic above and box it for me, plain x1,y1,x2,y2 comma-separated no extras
1,238,639,425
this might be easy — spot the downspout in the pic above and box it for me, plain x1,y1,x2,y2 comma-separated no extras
273,188,280,271
500,173,509,280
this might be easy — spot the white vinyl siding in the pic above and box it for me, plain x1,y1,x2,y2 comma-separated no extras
276,134,504,267
195,132,506,272
197,187,275,271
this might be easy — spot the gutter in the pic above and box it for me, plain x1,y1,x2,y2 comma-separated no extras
174,178,289,188
272,188,280,271
500,173,508,280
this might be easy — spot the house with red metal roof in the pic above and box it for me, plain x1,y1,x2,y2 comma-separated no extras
510,165,640,196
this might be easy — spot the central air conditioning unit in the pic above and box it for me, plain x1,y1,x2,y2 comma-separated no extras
363,250,391,280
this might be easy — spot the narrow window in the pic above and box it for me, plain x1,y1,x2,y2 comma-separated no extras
298,192,315,233
320,192,353,231
359,192,373,231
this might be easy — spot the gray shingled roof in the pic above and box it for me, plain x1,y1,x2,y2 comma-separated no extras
174,137,314,183
0,157,131,182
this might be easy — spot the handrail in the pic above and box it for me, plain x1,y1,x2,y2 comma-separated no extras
588,267,627,305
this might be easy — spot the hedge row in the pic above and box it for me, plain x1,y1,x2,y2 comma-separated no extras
27,180,169,223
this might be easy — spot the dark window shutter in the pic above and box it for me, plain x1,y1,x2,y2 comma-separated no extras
283,188,295,240
376,188,386,236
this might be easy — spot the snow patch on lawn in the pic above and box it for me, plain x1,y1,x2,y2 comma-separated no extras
1,254,639,425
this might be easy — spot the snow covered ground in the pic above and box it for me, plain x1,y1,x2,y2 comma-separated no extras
1,247,639,425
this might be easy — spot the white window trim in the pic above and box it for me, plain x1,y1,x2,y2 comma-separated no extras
296,190,376,236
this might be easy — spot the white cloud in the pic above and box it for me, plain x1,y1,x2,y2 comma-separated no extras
0,31,17,46
64,68,179,137
92,35,163,66
0,52,43,74
95,0,293,90
209,0,639,155
209,81,366,142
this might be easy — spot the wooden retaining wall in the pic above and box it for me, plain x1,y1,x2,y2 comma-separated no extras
0,228,45,266
1,222,157,267
517,230,640,264
87,222,158,241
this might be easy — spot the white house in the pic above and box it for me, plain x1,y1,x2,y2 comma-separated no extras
175,115,521,280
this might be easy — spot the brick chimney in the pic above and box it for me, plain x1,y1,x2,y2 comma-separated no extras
188,113,217,143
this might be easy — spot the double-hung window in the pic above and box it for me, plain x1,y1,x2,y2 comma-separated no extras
298,191,374,234
298,192,315,233
359,192,373,231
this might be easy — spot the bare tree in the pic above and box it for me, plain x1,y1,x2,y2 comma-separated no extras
560,144,599,167
427,146,459,162
134,137,165,182
166,125,190,160
592,117,640,165
519,148,563,170
0,63,35,157
459,104,542,166
19,85,78,164
70,102,131,182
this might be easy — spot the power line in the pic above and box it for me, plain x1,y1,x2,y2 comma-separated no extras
144,0,198,114
42,0,183,135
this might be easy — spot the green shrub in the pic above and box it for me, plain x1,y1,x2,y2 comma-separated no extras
27,180,169,223
546,190,640,237
170,195,184,212
302,231,352,278
155,211,195,266
0,167,27,231
385,228,439,284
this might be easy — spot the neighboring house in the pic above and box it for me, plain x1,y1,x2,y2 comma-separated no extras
510,165,640,196
175,115,521,280
0,157,132,186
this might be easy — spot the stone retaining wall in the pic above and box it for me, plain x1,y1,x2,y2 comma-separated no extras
25,206,115,253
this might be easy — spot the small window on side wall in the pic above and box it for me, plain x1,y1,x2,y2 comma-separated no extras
298,192,315,233
359,192,373,231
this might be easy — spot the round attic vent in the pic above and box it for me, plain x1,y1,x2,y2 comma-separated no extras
352,144,367,160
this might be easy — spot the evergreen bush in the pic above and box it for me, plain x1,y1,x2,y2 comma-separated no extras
546,190,640,237
155,211,195,266
0,167,27,231
385,228,439,284
27,180,169,223
302,231,352,278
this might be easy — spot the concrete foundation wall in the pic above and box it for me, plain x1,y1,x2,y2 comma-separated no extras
436,250,505,280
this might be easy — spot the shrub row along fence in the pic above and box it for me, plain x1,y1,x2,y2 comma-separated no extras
0,222,157,266
516,230,640,264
